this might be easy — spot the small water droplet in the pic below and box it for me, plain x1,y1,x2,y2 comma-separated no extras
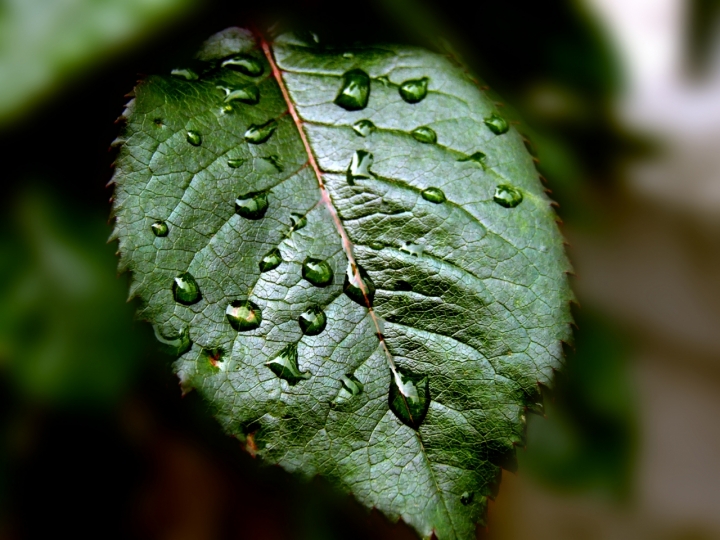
221,55,263,76
226,300,262,331
346,150,373,185
289,212,307,231
368,241,384,250
298,305,327,335
151,220,169,237
352,119,375,137
245,119,278,144
399,77,429,104
389,369,430,429
340,374,364,396
259,247,282,272
302,257,334,287
203,347,224,369
259,155,282,172
411,126,437,144
484,114,509,135
171,68,199,81
228,158,246,168
153,118,163,126
186,130,202,146
235,191,269,220
343,263,375,306
172,272,201,305
153,325,191,356
460,492,474,506
399,241,424,257
266,343,309,385
376,75,391,86
343,52,354,59
221,104,234,114
458,151,486,166
421,187,446,204
223,85,260,105
394,279,412,291
334,69,370,111
493,185,523,208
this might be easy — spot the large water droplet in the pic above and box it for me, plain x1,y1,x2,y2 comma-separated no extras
298,305,327,336
222,85,259,105
411,126,437,144
259,247,282,272
484,114,509,135
151,220,169,237
228,158,245,168
266,343,309,385
352,119,375,137
421,187,446,204
399,77,429,104
171,68,199,81
289,212,307,232
245,119,278,144
186,130,202,146
172,272,201,305
458,151,486,166
493,185,523,208
153,325,191,356
302,257,334,287
460,492,474,506
346,150,373,185
334,69,370,111
389,369,430,429
226,300,262,331
221,55,264,76
343,263,375,306
235,191,269,220
340,374,364,396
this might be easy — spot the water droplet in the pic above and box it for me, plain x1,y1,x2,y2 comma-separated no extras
376,75,391,86
411,126,437,144
203,347,224,369
289,212,307,231
259,247,282,272
221,104,234,114
298,305,327,335
186,130,202,146
458,151,486,165
259,155,282,172
352,119,375,137
493,185,523,208
151,220,169,237
343,263,375,306
334,69,370,111
235,191,269,220
228,158,245,168
399,77,429,104
346,150,373,185
171,68,199,81
172,272,201,305
368,241,384,250
343,52,354,59
389,369,430,429
245,119,278,144
460,492,474,506
153,325,191,356
266,343,309,385
394,279,412,291
421,187,446,204
223,85,260,105
302,257,334,287
399,241,424,257
340,374,364,396
226,300,262,331
484,114,509,135
221,55,264,76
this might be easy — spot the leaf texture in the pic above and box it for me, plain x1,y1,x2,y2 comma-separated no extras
110,27,574,540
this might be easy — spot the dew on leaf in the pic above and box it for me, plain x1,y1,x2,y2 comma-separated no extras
493,185,523,208
171,68,199,81
343,52,354,59
289,212,307,231
266,343,309,385
399,77,429,103
399,241,424,257
389,369,430,429
346,150,373,185
202,347,224,369
172,272,201,305
221,104,234,114
235,191,269,220
421,187,446,204
368,241,385,250
484,114,509,135
460,492,474,506
458,151,486,165
302,257,334,287
259,155,283,173
151,220,169,237
340,374,364,396
343,263,375,306
186,130,202,146
411,126,437,144
226,300,262,331
298,305,327,336
259,247,283,272
334,69,370,111
153,325,191,356
228,158,245,168
223,85,260,105
352,119,375,137
376,75,391,86
394,279,413,292
245,119,278,144
221,55,263,76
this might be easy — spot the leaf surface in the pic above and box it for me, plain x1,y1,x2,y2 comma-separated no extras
110,27,574,540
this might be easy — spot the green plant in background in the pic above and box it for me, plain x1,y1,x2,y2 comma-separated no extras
109,28,574,539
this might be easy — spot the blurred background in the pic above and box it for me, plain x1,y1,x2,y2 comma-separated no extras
1,0,719,538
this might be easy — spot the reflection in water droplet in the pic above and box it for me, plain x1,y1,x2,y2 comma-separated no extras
221,55,264,76
202,347,224,369
186,130,202,146
226,300,262,331
399,241,424,257
153,325,191,356
343,263,375,306
172,272,201,305
411,126,437,144
151,220,169,237
171,68,199,81
460,492,474,506
341,374,364,396
302,257,334,287
235,191,269,220
346,150,373,185
484,114,509,135
399,77,429,103
245,119,278,144
389,369,430,429
298,305,327,336
290,212,307,231
458,151,486,165
421,187,446,204
228,158,245,168
222,85,260,105
334,69,370,111
259,248,282,272
266,343,309,385
352,119,375,137
493,185,523,208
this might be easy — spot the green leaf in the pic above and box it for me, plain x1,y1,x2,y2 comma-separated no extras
110,28,574,540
